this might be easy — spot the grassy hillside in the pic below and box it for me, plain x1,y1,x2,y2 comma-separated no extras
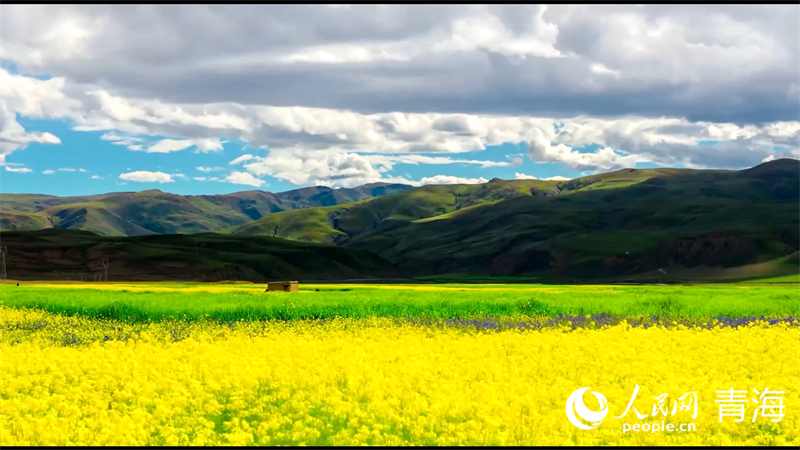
3,160,797,282
0,228,405,282
229,167,693,243
344,159,800,280
0,183,411,236
230,179,562,242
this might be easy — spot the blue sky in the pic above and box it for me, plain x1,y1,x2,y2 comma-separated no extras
1,5,797,197
2,117,603,195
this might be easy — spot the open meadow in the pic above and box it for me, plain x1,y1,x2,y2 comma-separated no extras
1,281,798,445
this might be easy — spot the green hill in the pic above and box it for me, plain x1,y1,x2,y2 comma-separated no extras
228,167,689,243
343,159,799,281
0,183,412,236
3,160,798,283
0,228,405,282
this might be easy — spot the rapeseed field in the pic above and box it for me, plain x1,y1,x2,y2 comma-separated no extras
1,284,798,445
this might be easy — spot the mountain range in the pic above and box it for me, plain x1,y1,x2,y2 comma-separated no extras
0,182,412,236
1,159,798,282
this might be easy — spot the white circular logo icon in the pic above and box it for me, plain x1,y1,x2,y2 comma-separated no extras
565,387,609,430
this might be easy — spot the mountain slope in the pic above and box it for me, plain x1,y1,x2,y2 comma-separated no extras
229,167,689,243
0,182,412,236
343,159,800,280
0,228,405,281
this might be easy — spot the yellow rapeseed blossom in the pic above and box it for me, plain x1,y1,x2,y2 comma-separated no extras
0,307,797,446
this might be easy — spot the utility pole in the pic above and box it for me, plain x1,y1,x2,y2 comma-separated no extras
102,258,109,282
0,246,7,279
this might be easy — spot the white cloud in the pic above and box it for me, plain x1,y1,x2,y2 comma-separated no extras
196,166,222,172
119,170,174,183
0,18,798,189
99,132,144,150
363,154,523,171
0,108,62,164
193,176,221,181
172,173,186,178
528,127,647,171
91,174,102,179
42,169,55,175
3,5,796,126
194,138,225,153
4,166,32,173
57,168,76,172
79,168,87,172
417,175,489,185
223,171,266,187
144,139,193,153
590,63,620,77
244,150,392,188
229,154,255,165
141,138,224,153
515,172,572,181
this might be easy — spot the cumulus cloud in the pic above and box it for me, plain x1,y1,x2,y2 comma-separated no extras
2,5,797,123
417,175,489,185
515,172,570,181
2,64,797,185
528,127,646,171
223,171,266,187
0,109,62,164
42,170,56,175
363,154,523,172
91,174,102,179
0,6,798,188
119,170,174,183
144,138,223,153
244,150,387,188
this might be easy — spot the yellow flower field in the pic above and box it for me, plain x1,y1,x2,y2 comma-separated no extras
1,307,797,446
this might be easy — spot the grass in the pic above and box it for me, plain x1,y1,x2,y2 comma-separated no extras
1,282,797,323
745,273,800,283
226,201,372,242
415,274,545,283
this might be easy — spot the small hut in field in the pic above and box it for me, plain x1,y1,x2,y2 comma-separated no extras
266,281,299,292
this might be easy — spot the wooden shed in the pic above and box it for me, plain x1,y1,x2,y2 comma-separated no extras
266,281,299,292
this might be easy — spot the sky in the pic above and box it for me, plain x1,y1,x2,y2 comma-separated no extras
0,5,798,196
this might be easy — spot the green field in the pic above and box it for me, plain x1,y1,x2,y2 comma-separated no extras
2,282,797,323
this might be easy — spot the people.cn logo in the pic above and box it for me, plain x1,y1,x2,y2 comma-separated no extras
565,387,609,430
